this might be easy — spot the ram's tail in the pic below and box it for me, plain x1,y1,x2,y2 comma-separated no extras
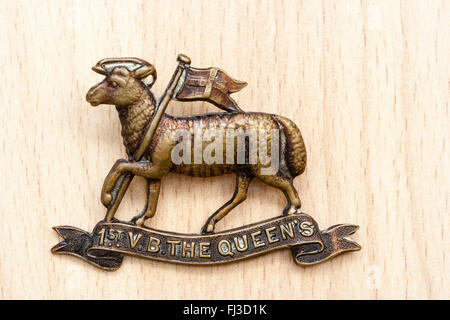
276,116,307,177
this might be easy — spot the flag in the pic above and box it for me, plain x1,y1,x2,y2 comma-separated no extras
175,66,247,112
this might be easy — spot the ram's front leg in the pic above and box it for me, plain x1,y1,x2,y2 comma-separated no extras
130,179,161,227
101,159,129,207
101,159,168,206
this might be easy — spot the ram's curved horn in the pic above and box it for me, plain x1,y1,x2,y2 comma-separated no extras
135,65,157,82
91,65,107,75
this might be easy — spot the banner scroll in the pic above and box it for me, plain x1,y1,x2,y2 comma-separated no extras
52,213,360,271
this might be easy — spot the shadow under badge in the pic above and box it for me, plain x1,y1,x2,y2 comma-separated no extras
52,54,360,270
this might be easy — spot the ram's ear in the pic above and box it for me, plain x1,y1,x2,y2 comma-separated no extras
135,65,156,80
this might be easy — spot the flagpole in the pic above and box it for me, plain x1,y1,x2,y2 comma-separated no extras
103,54,191,222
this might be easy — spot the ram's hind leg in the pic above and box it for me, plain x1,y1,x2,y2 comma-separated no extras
201,173,252,234
256,174,301,215
131,179,161,227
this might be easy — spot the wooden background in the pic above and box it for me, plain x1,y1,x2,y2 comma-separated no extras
0,0,448,299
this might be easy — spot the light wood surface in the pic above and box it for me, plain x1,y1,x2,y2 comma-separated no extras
0,0,448,299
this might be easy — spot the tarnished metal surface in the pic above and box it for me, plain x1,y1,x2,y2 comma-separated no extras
52,53,360,270
85,55,306,232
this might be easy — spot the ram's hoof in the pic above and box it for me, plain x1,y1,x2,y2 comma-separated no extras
135,217,147,227
200,223,215,235
101,193,112,207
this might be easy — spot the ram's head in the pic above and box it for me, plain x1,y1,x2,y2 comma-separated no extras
86,57,157,107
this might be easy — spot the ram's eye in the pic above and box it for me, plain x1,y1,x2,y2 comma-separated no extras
110,81,119,88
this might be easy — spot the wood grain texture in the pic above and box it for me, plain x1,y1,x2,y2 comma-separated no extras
0,0,448,299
